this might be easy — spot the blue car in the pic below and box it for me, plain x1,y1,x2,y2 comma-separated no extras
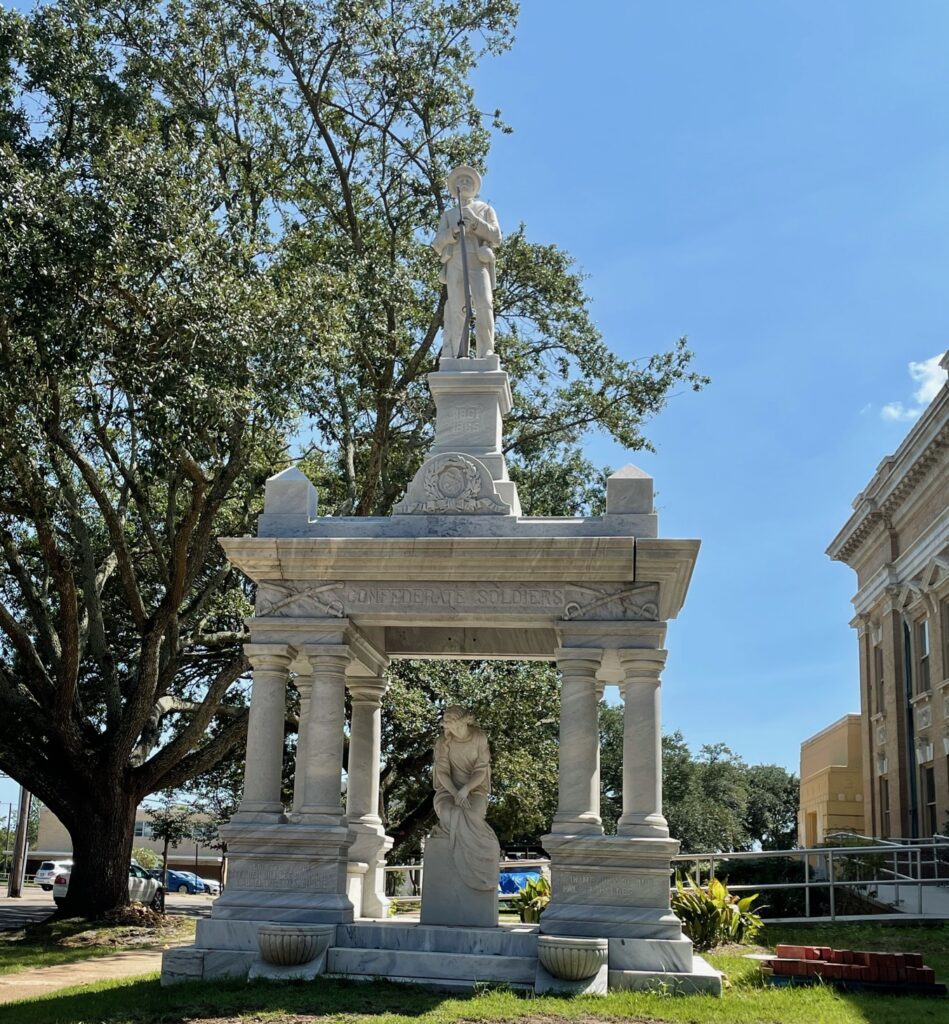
148,868,206,894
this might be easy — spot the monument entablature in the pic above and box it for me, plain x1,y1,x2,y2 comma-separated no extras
164,166,719,996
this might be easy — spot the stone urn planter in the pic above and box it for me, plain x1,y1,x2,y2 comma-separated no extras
257,924,336,967
537,936,609,981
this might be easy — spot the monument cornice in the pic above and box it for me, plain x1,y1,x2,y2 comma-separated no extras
220,535,639,582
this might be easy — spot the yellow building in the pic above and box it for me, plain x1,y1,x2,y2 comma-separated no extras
799,714,866,846
31,805,222,880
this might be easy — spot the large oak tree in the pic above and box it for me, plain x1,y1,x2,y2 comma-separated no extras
0,0,705,917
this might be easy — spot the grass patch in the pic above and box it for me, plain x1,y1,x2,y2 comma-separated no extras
0,915,196,976
1,922,948,1024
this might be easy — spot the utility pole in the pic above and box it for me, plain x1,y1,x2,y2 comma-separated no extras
3,802,11,878
7,785,32,898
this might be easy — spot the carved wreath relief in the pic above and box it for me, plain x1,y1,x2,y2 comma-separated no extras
393,453,511,515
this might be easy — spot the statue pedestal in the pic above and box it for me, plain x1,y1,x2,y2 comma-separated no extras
426,358,521,515
419,833,498,928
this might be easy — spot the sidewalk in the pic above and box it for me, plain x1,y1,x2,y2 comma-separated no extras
0,948,166,1004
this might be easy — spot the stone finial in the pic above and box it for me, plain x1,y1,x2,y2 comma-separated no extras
263,467,318,518
606,465,653,515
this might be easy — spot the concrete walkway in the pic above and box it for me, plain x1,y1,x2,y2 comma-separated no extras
0,948,166,1004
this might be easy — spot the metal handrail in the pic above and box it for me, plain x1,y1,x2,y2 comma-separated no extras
381,839,949,923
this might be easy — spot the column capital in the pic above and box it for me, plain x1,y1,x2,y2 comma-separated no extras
616,647,667,682
244,643,295,672
300,644,352,673
348,677,387,704
554,648,603,675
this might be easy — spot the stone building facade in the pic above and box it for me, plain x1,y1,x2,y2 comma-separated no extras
798,714,865,846
827,352,949,839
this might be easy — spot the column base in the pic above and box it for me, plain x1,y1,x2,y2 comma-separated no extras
347,821,393,918
540,833,682,939
230,803,287,824
617,812,670,838
210,821,355,925
291,810,346,826
549,812,603,836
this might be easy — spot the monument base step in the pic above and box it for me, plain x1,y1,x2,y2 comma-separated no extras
335,920,538,957
608,954,723,996
327,946,537,986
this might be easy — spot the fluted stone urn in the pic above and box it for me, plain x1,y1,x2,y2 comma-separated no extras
257,924,336,966
537,936,609,981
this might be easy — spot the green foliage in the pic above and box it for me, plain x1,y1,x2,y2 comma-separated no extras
602,720,799,852
131,847,161,869
672,873,763,951
714,856,806,919
0,0,707,918
145,803,195,853
507,875,550,923
380,661,560,860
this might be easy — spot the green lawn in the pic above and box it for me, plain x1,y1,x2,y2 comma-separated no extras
0,916,196,976
0,922,947,1024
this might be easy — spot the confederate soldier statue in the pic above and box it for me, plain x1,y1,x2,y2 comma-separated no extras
432,165,501,359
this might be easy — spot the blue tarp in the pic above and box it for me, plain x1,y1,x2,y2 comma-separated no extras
498,868,541,894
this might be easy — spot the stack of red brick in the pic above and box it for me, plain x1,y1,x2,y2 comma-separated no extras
766,944,937,986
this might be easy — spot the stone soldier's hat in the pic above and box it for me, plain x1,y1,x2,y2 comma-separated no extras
446,165,481,198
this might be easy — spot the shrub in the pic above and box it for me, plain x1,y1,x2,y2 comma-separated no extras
718,856,806,918
672,873,763,950
509,876,550,923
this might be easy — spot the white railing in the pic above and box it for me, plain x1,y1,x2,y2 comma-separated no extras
383,840,949,922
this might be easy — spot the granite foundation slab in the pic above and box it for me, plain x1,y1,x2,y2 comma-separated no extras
326,947,537,985
608,955,723,996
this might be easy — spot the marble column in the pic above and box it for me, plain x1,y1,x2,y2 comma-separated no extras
346,678,392,918
346,680,386,828
291,662,313,816
551,648,604,835
617,648,669,838
235,643,294,821
297,644,351,825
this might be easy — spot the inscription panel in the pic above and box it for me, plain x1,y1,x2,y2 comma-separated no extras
553,868,670,908
256,580,659,621
227,858,335,892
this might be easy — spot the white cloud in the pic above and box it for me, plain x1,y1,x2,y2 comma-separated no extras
909,354,945,405
880,352,946,423
881,402,920,423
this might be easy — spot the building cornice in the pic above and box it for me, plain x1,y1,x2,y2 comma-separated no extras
827,373,949,564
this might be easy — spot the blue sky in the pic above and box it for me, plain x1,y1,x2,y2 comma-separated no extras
2,1,947,815
468,1,949,774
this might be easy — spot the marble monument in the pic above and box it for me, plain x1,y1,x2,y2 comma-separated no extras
160,167,720,996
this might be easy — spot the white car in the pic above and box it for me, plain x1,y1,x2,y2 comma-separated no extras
200,877,221,895
52,863,163,910
35,860,73,891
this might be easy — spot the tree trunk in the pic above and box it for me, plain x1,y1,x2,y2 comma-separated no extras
59,789,138,918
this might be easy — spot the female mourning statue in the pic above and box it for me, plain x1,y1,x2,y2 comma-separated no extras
432,705,501,891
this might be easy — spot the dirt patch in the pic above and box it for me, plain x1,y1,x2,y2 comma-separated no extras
15,912,194,951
